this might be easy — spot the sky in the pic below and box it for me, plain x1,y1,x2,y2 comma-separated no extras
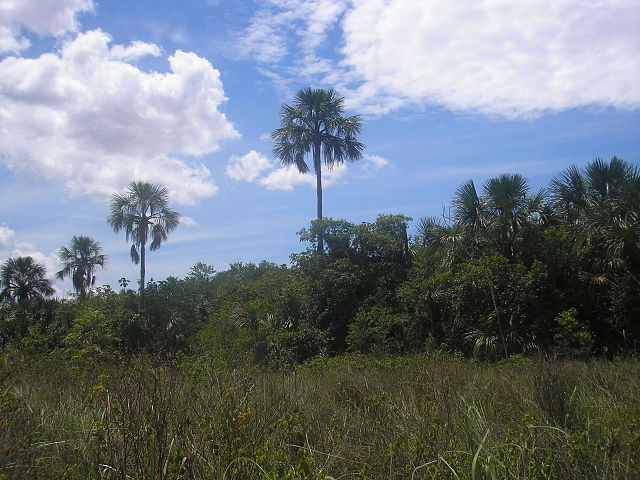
0,0,639,295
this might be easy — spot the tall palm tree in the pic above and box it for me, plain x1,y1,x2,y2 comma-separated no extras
107,181,180,296
0,256,55,302
56,236,106,297
272,87,364,251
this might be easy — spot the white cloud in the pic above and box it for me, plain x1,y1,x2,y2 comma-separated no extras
362,153,389,171
225,148,351,191
109,41,161,62
240,0,348,63
259,162,348,191
226,150,273,182
259,165,316,191
243,0,640,118
180,216,199,227
0,29,240,205
0,0,93,53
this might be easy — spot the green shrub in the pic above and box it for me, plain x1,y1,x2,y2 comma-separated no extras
553,308,593,358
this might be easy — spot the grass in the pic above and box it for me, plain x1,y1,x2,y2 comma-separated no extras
1,352,639,479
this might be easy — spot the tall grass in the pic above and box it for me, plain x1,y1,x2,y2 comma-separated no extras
1,353,638,479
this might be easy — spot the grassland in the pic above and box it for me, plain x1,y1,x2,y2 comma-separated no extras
1,353,638,479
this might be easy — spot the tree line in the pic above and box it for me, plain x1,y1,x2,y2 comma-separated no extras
1,156,638,363
0,87,638,363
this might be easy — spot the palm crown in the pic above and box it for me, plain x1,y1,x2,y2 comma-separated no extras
56,236,106,297
1,256,55,302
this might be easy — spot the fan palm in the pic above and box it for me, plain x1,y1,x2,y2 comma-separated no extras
482,174,547,260
415,216,471,268
0,256,55,302
272,87,364,251
107,181,180,296
549,164,586,223
449,174,546,261
551,157,640,280
56,236,106,297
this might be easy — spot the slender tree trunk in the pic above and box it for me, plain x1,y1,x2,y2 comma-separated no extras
140,241,146,297
314,142,324,253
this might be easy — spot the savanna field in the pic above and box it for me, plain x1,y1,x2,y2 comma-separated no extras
1,353,639,480
2,1,640,478
2,157,640,479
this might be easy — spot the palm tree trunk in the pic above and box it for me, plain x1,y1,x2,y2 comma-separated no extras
140,242,146,297
314,142,324,253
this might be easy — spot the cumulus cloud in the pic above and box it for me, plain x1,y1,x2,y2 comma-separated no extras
259,165,316,190
226,150,273,182
225,149,351,191
257,161,348,191
0,29,240,205
0,0,93,53
243,0,640,118
226,147,388,190
109,41,161,62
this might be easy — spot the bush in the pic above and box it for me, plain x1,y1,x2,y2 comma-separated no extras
553,308,593,358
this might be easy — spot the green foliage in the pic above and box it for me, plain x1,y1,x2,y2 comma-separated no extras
0,256,54,303
401,254,554,359
347,305,409,355
553,308,593,358
64,302,121,363
295,214,411,352
56,235,106,296
3,159,640,367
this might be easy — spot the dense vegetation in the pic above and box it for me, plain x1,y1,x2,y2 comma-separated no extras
1,156,639,478
1,157,638,363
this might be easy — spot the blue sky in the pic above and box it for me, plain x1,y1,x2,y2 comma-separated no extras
0,0,639,294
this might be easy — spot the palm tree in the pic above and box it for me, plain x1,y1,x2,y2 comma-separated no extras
272,87,364,251
56,236,106,297
107,181,180,296
482,174,547,260
441,174,547,261
0,256,55,302
552,157,640,280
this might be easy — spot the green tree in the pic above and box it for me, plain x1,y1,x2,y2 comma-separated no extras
107,181,180,296
56,236,106,297
481,173,547,260
551,157,640,280
419,174,548,266
0,256,55,302
272,87,364,251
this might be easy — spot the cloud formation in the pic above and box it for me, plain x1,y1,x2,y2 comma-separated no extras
240,0,347,63
0,30,240,205
226,150,273,182
226,150,389,191
243,0,640,118
0,0,93,53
